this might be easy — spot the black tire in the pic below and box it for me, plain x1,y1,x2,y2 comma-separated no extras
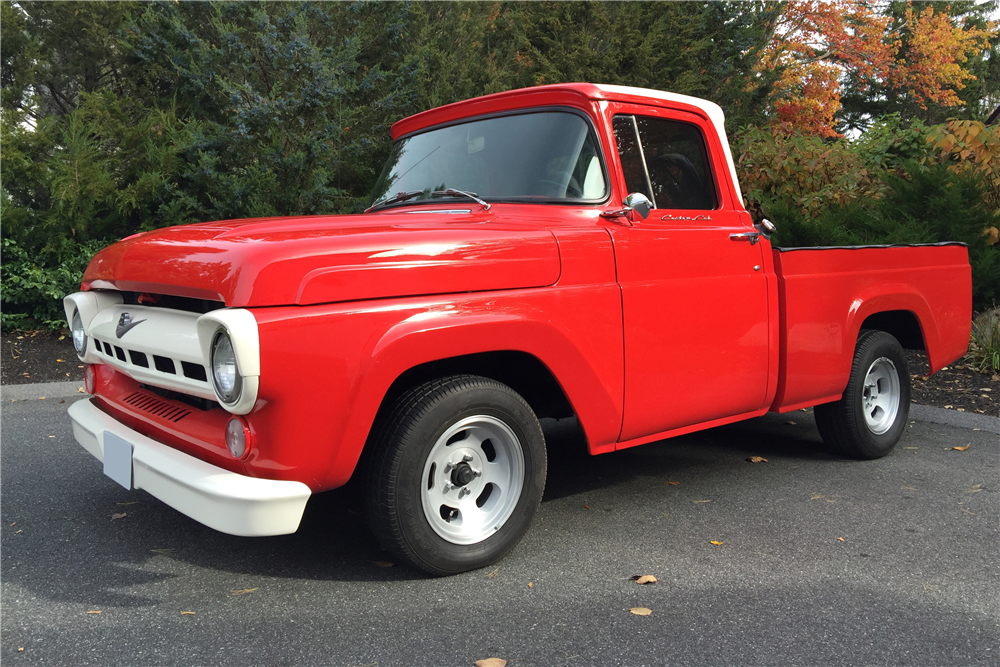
814,330,911,459
366,375,546,575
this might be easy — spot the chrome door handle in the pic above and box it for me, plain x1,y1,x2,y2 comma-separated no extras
729,232,760,246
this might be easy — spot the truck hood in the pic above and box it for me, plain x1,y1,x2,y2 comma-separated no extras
82,211,562,307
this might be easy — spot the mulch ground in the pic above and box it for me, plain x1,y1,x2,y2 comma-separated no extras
2,329,998,417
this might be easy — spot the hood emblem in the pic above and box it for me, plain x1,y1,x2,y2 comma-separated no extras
116,313,147,339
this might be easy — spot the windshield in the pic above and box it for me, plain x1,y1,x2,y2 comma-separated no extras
369,111,608,208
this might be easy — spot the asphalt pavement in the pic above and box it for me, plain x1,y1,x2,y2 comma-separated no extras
2,383,998,666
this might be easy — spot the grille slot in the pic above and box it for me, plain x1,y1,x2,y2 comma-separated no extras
181,361,208,382
122,392,192,422
153,355,176,374
129,350,150,368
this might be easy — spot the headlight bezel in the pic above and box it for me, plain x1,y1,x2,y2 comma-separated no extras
210,328,243,405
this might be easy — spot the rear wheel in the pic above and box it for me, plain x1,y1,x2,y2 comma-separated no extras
367,375,546,575
814,330,911,459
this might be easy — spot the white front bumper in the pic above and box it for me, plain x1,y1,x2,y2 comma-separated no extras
68,399,311,537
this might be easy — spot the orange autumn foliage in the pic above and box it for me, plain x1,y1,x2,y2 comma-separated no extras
761,1,993,137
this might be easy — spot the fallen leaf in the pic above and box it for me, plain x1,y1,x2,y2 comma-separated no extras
38,397,44,400
15,530,22,534
810,494,825,500
181,611,195,615
59,335,65,341
664,481,680,486
837,537,845,542
631,575,657,584
372,561,394,568
980,388,992,392
785,420,796,425
56,359,64,362
527,582,534,588
87,610,102,614
693,500,711,503
944,405,954,409
231,588,258,595
956,408,966,412
918,375,929,382
710,540,724,546
485,568,500,578
475,659,507,667
8,522,14,527
630,607,653,616
962,509,975,515
77,388,85,393
951,444,971,451
747,456,768,463
111,513,127,520
901,486,917,491
967,484,982,493
904,446,918,449
661,513,670,519
150,548,174,554
18,648,23,652
117,501,138,506
582,505,591,509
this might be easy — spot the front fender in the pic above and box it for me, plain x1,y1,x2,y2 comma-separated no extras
248,284,623,491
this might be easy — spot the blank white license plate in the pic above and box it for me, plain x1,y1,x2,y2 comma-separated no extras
103,432,133,490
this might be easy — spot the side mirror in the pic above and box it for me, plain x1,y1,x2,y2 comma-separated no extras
755,217,776,240
601,192,652,222
622,192,652,220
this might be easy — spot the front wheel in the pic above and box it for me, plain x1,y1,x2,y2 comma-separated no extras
366,376,546,575
814,330,911,459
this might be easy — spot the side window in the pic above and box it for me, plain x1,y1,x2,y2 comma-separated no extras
612,114,718,211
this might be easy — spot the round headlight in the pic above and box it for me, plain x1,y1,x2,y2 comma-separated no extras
71,310,87,357
211,330,242,404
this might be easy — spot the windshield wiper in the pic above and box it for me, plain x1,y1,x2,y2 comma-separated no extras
364,190,425,213
430,188,491,211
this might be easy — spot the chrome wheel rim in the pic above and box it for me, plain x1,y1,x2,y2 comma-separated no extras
861,357,900,435
421,415,525,545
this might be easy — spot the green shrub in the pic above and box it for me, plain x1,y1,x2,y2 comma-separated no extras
969,307,1000,374
764,160,1000,311
0,237,107,331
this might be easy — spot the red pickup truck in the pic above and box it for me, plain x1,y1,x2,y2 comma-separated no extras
64,83,971,574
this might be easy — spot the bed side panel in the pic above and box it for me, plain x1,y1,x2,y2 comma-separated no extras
771,244,971,412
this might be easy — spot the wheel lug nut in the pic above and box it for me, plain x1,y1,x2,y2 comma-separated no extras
462,454,473,462
458,488,470,499
472,468,482,477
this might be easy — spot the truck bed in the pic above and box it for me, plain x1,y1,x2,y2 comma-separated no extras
771,243,972,412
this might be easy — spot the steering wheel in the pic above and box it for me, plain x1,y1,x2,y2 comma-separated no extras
649,154,705,209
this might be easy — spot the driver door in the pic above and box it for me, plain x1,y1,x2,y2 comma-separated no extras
609,104,770,442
